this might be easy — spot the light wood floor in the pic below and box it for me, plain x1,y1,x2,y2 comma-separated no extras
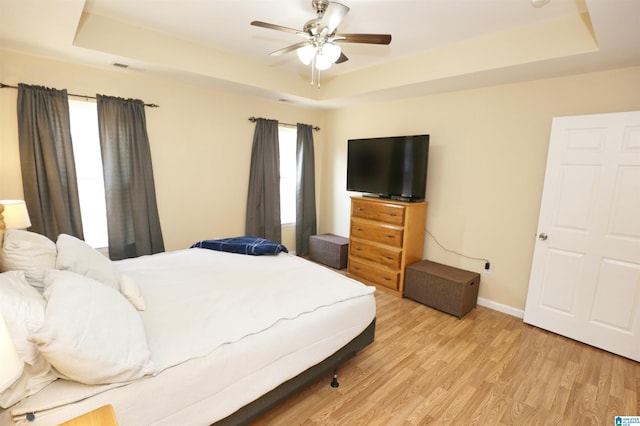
254,290,640,425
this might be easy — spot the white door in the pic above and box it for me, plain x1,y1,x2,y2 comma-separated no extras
524,111,640,362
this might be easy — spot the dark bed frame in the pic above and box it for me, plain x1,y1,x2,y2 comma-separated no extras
214,318,376,425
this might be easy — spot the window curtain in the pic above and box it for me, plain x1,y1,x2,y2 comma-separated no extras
96,95,165,260
295,123,317,255
245,118,282,242
16,84,84,240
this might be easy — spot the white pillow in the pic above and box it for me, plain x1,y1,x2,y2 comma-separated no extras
120,274,146,311
55,234,120,290
29,270,156,385
0,230,56,290
0,271,57,408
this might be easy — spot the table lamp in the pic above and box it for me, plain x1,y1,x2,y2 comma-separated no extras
0,200,32,230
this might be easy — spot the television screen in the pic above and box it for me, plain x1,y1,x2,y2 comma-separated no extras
347,134,429,201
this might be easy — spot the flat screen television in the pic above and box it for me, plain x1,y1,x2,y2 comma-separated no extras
347,134,429,202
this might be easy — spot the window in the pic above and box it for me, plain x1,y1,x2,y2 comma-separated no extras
279,126,296,225
68,100,109,248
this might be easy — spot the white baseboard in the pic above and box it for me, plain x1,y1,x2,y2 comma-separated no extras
477,297,524,319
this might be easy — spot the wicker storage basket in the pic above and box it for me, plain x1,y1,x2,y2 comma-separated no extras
309,234,349,269
404,260,480,319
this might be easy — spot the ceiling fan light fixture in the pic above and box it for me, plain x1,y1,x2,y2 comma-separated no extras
252,0,392,87
297,44,316,65
315,42,341,70
324,42,342,63
315,56,333,70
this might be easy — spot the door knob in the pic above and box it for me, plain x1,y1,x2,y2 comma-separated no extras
538,233,548,240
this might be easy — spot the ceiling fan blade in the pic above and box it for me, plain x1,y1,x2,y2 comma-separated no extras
335,33,392,44
251,21,301,36
335,52,349,64
269,41,311,56
321,2,350,34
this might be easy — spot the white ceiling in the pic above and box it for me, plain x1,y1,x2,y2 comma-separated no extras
0,0,638,108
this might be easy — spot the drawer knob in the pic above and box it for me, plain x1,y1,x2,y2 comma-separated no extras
385,255,393,259
355,247,363,251
356,228,364,231
386,235,395,239
384,277,391,281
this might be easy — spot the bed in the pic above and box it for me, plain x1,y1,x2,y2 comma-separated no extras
0,230,376,425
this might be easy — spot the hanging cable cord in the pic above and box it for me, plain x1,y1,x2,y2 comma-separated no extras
425,228,491,270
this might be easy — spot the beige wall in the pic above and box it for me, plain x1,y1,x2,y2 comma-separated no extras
321,66,640,311
0,49,326,252
2,48,640,312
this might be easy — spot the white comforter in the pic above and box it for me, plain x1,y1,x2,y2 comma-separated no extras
119,248,374,371
8,248,375,423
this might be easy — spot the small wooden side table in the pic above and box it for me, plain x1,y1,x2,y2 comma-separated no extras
58,404,119,426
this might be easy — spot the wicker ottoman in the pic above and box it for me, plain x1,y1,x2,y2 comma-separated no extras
404,260,480,319
309,234,349,269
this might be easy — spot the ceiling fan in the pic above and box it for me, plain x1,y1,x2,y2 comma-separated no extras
251,0,391,86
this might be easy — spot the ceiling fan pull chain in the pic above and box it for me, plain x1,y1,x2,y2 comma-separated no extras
310,56,316,86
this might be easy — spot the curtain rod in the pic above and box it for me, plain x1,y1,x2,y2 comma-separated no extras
248,116,320,131
0,83,160,108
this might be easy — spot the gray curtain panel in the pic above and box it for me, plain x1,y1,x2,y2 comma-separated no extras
16,84,84,240
96,95,165,260
295,123,317,256
245,118,282,242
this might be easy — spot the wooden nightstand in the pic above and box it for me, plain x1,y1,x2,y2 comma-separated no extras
58,404,119,426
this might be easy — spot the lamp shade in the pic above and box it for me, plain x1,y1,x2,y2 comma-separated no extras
0,312,23,392
0,200,31,230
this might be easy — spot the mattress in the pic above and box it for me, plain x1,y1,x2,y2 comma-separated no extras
3,249,376,425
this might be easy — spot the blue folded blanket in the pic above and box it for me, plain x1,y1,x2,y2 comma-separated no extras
191,236,288,256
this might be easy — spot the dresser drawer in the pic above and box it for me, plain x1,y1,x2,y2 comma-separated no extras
352,199,405,225
348,258,400,291
349,239,402,269
351,219,403,248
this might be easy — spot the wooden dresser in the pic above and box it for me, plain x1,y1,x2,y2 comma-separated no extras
347,196,427,297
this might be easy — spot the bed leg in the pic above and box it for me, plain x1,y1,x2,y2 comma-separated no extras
330,369,339,388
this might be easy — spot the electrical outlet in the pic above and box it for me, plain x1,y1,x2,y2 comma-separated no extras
483,262,492,273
